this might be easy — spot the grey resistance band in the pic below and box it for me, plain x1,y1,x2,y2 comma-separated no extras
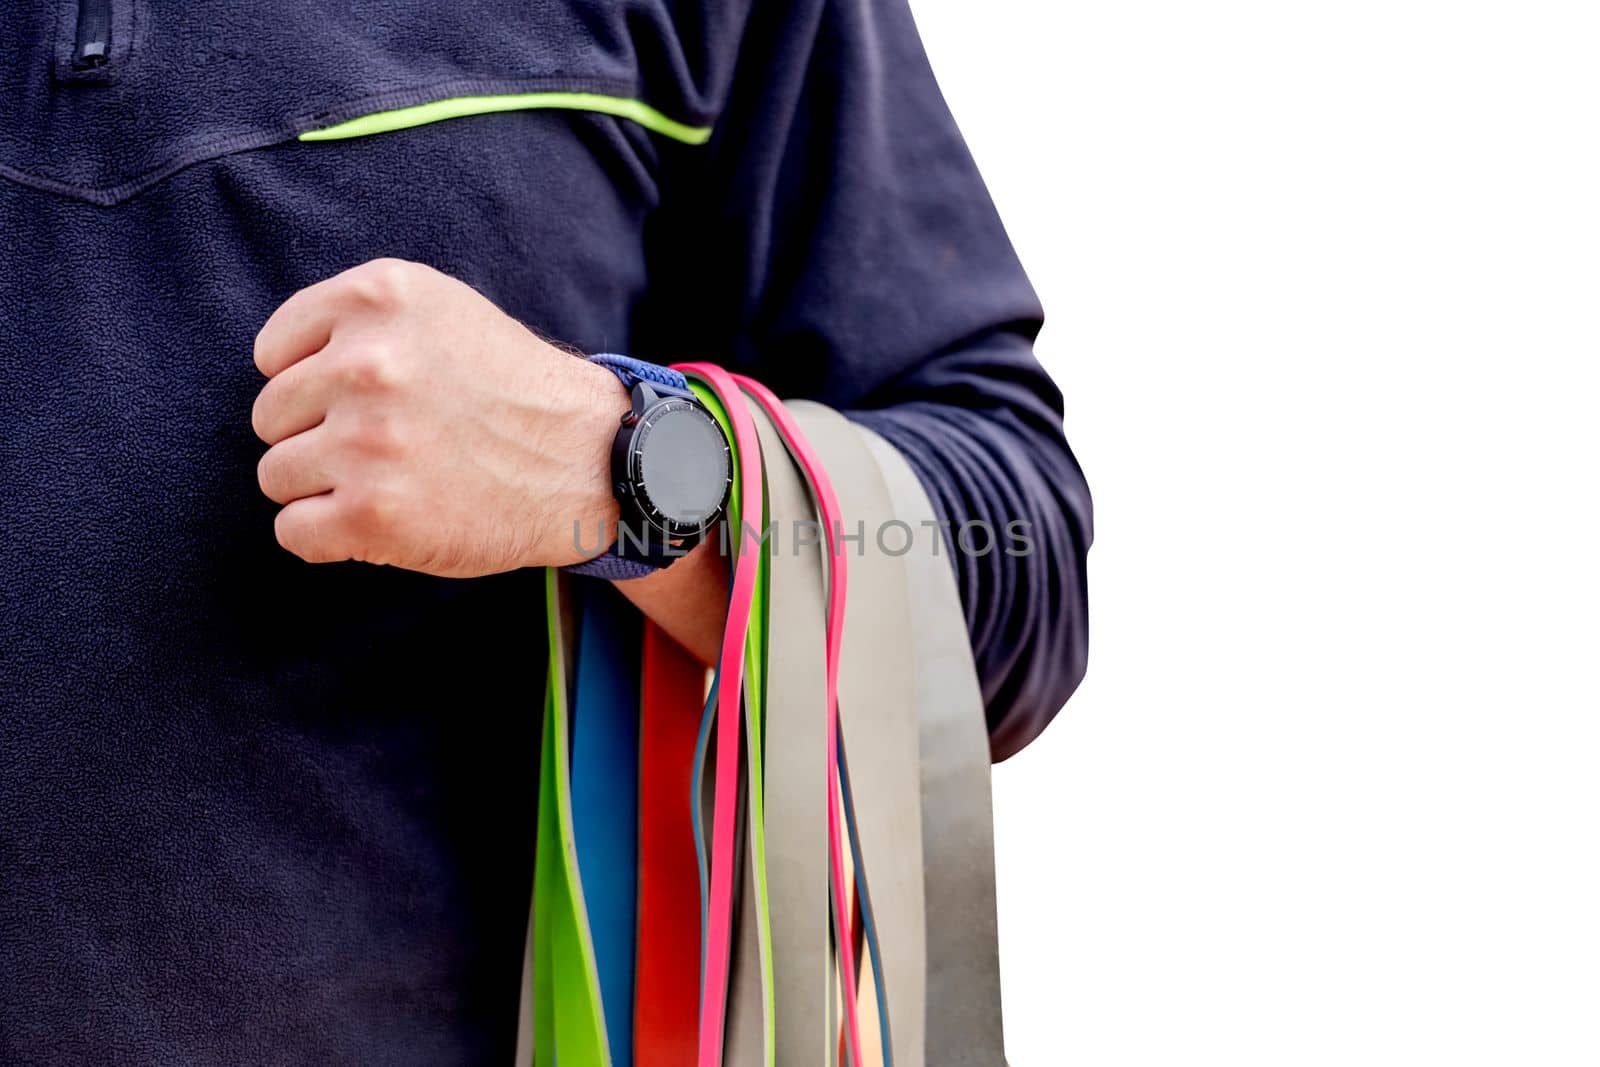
859,426,1007,1067
791,402,928,1067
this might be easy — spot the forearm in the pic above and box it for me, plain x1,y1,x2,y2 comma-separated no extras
612,538,730,666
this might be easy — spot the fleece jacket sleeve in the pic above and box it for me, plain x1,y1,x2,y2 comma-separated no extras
639,0,1093,758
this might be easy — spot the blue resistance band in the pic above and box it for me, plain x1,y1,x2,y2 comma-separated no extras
570,581,644,1064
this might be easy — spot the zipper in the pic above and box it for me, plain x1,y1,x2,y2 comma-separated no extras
73,0,114,70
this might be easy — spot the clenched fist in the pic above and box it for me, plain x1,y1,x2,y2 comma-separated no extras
251,258,628,577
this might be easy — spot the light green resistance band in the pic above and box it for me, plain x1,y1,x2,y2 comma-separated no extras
299,92,713,145
689,380,777,1066
534,568,612,1066
738,422,777,1067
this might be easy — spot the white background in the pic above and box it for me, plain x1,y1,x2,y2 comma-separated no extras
907,1,1600,1063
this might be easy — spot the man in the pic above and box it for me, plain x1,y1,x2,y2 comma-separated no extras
0,0,1090,1061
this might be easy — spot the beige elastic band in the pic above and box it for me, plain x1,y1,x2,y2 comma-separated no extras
791,402,928,1067
859,426,1008,1066
730,400,835,1065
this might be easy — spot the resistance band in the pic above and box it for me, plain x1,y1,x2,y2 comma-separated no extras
672,362,765,1067
688,377,776,1067
732,376,867,1067
743,401,833,1064
860,428,1008,1065
791,402,928,1067
532,568,611,1065
634,623,709,1065
571,584,644,1065
513,374,1007,1067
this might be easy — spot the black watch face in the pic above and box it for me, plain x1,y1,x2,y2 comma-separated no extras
632,399,732,536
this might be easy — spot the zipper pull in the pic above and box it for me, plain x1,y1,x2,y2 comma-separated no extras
73,0,113,70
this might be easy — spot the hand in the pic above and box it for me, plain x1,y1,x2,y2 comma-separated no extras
251,258,628,577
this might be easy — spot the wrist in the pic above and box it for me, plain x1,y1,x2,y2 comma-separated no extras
553,357,629,567
562,356,732,580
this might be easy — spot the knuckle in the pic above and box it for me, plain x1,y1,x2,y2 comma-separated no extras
256,450,285,502
271,508,295,550
249,393,272,442
250,375,290,441
339,341,407,393
343,484,400,535
273,507,316,560
276,504,347,565
345,258,418,309
251,331,273,376
253,316,290,377
337,407,405,458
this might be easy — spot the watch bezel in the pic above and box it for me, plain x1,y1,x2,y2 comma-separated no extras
613,393,733,546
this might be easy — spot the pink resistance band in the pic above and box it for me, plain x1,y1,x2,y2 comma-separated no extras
732,373,866,1067
671,363,765,1067
672,365,867,1066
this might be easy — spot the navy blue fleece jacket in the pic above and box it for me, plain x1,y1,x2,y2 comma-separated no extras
0,0,1091,1061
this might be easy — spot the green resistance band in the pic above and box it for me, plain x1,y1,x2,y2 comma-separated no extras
688,380,777,1067
533,568,611,1065
525,383,775,1067
741,398,833,1063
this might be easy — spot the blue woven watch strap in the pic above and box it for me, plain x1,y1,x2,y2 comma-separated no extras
563,353,691,580
587,353,690,394
566,553,662,582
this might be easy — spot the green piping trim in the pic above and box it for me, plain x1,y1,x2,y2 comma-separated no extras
299,92,713,145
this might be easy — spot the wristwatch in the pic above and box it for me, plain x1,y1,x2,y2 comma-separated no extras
564,354,733,581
